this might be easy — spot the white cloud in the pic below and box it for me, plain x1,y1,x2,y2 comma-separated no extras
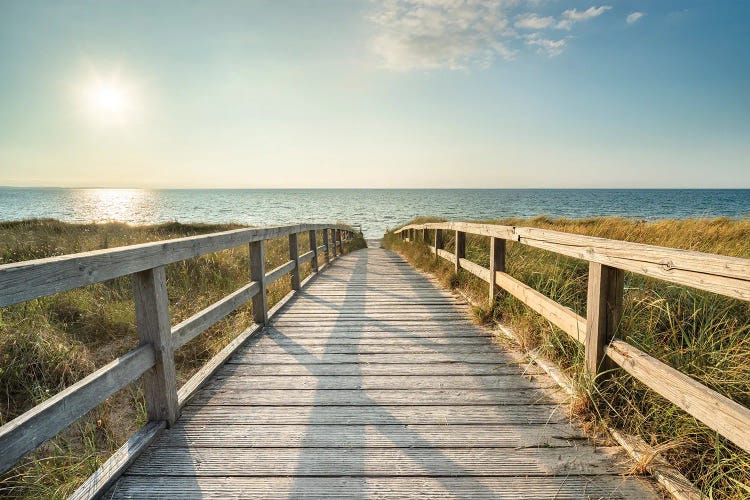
525,34,567,57
563,5,612,21
626,11,644,24
369,1,611,70
515,14,555,30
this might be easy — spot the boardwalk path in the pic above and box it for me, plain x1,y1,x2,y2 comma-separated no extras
108,246,658,498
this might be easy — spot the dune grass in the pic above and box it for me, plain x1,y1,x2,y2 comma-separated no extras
383,216,750,499
0,219,365,498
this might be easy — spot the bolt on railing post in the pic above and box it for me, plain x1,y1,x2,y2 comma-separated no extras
309,230,319,273
585,262,624,377
455,231,466,274
322,229,331,264
488,237,506,306
289,232,301,291
132,266,179,426
249,240,268,325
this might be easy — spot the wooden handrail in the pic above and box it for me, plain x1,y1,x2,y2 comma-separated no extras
398,221,750,454
0,223,357,480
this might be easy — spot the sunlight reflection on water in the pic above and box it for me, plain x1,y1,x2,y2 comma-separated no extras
1,188,749,237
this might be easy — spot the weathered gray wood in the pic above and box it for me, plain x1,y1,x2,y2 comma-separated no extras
495,271,586,343
336,228,342,254
488,237,505,305
331,229,338,258
249,240,268,325
216,363,542,377
0,345,155,475
133,267,179,425
227,352,519,364
172,281,260,349
288,232,301,290
298,250,315,263
607,339,750,453
264,259,295,286
458,257,490,282
309,230,319,272
125,446,629,477
401,222,750,301
585,262,624,375
322,229,331,264
70,420,165,500
0,223,353,308
154,423,583,449
108,475,657,499
178,404,565,425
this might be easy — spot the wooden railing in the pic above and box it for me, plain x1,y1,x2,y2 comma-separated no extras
396,222,750,454
0,223,355,496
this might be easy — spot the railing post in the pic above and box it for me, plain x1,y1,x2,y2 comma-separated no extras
330,229,338,259
336,229,342,254
322,229,331,264
434,229,443,260
422,228,427,242
249,240,268,324
455,230,466,273
309,230,319,273
488,237,506,305
289,232,301,291
585,262,624,376
132,266,179,426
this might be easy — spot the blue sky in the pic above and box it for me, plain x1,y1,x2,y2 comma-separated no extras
0,0,748,188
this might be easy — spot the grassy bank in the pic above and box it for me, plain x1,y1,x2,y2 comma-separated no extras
0,219,366,498
383,216,750,499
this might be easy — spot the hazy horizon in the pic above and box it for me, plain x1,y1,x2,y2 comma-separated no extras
1,1,748,189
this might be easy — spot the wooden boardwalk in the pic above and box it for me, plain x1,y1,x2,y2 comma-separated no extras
107,246,659,499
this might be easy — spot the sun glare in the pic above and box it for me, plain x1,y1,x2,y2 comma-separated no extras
80,71,137,126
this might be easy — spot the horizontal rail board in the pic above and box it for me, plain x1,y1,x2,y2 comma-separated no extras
264,260,296,285
0,223,353,307
459,258,490,282
172,281,261,349
402,222,750,302
298,250,315,263
0,345,156,474
494,271,586,343
606,340,750,453
435,247,456,263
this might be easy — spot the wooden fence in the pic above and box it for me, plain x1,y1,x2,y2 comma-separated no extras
0,223,355,494
396,222,750,454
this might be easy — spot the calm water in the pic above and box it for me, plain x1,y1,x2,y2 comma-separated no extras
1,188,749,237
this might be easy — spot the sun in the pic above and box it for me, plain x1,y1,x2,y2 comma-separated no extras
80,72,136,125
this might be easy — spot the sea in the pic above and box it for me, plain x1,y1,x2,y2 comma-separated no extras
0,188,749,238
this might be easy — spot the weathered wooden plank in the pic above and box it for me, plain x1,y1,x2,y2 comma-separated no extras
70,420,165,500
264,259,296,286
607,339,750,453
204,375,550,391
227,352,515,364
402,222,515,240
436,247,456,264
187,387,562,406
216,363,538,377
308,230,319,272
515,226,750,301
178,404,566,425
108,475,657,499
0,345,155,474
172,281,260,349
298,249,315,263
455,230,466,273
154,423,583,449
458,258,490,282
495,271,586,343
126,446,628,477
0,223,351,308
133,267,179,425
238,344,504,355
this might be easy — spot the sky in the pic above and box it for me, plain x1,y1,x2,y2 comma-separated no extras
0,0,748,189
